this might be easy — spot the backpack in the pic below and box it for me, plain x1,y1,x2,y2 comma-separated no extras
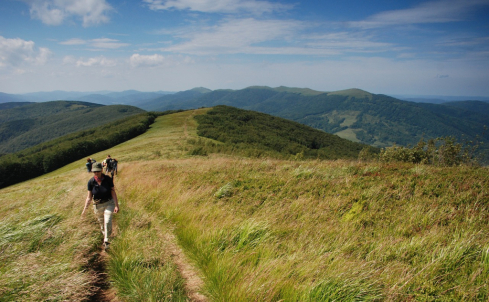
106,158,114,169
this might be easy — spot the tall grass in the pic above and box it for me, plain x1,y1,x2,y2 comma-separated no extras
107,207,187,302
115,157,489,301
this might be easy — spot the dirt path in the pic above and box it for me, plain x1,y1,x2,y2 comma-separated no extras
163,232,208,302
87,248,119,302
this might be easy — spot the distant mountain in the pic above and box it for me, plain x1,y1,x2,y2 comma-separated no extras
392,94,489,103
80,91,173,105
0,101,145,154
135,87,211,111
19,91,98,102
17,90,174,105
143,86,489,150
0,92,29,103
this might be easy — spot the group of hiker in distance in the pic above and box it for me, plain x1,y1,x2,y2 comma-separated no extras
81,155,120,250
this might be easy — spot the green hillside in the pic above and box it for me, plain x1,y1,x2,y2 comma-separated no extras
194,105,373,159
0,101,145,154
139,87,489,152
0,109,487,301
0,102,34,110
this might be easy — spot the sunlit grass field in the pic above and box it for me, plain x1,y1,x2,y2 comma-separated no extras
1,108,488,301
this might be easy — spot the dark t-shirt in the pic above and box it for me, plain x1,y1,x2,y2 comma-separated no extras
87,176,114,203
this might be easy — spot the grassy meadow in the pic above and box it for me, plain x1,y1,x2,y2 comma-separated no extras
1,109,488,301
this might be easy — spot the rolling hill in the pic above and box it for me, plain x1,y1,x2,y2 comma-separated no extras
193,105,373,159
0,101,145,154
137,86,489,151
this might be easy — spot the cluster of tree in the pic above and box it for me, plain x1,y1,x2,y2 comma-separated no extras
0,111,180,189
193,105,375,160
378,135,486,166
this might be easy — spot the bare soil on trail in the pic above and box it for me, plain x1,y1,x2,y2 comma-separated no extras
163,232,208,302
87,248,119,302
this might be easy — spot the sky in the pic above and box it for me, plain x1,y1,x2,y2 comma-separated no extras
0,0,488,96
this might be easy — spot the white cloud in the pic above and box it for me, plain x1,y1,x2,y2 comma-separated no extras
130,53,195,67
304,32,393,52
63,55,77,64
157,18,394,56
143,0,292,14
59,38,129,49
59,38,87,45
76,56,116,67
350,0,489,28
0,36,52,68
90,38,130,49
161,18,303,55
23,0,112,27
130,54,167,67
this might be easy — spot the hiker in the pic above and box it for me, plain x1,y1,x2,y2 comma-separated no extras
112,158,118,176
81,162,119,249
105,155,115,177
85,158,92,172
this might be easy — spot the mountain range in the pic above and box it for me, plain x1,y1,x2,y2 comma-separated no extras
1,86,488,154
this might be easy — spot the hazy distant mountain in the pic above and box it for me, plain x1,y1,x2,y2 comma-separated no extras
0,92,29,103
17,90,174,104
135,87,212,110
0,101,145,154
392,94,489,104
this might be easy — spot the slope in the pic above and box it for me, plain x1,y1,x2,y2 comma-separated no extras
0,109,488,301
193,105,373,159
147,86,489,150
0,101,145,154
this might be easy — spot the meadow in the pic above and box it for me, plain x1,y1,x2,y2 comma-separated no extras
0,109,488,301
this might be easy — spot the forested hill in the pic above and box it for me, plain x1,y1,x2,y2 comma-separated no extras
193,105,375,160
139,87,489,149
0,101,145,154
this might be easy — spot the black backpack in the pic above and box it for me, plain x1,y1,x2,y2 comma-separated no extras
106,158,114,169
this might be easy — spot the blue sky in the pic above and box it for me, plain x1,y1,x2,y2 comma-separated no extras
0,0,488,96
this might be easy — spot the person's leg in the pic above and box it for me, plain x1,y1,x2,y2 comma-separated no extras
103,201,116,243
93,204,105,236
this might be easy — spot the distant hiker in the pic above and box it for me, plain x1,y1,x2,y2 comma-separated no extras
86,158,92,172
105,154,115,177
81,162,120,249
112,158,118,176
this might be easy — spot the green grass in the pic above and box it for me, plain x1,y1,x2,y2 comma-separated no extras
1,108,488,301
107,207,187,302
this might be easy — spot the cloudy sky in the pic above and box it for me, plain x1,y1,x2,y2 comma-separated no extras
1,0,488,96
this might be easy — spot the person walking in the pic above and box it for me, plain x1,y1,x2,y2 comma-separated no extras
112,158,118,176
81,162,119,249
85,158,92,173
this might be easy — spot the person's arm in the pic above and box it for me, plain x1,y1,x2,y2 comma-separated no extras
111,187,119,213
82,191,93,216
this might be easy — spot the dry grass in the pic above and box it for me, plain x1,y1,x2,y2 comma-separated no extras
1,108,488,301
